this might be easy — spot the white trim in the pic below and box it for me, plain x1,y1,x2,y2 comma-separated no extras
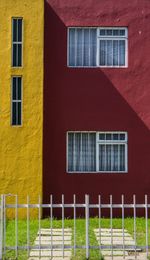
67,131,128,173
67,27,128,68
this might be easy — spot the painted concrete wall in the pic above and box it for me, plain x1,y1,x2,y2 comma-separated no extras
0,0,43,216
44,0,150,213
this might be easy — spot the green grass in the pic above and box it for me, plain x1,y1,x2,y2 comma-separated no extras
3,217,150,259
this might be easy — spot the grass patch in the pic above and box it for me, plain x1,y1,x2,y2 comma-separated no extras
3,217,150,259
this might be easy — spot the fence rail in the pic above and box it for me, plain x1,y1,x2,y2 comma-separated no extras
0,194,150,259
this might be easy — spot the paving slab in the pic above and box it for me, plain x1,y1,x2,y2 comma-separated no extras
102,250,128,256
95,232,131,237
34,239,71,245
100,240,135,246
104,253,147,260
29,250,71,257
100,237,134,241
94,228,143,259
34,240,72,245
28,256,70,260
29,228,72,260
36,235,71,241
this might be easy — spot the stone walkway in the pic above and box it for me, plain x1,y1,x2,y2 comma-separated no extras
28,228,72,260
94,228,147,260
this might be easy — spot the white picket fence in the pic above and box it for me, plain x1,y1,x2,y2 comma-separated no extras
0,194,149,259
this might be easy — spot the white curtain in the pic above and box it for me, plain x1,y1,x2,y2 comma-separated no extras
69,28,97,67
68,133,96,172
99,144,125,171
99,39,125,66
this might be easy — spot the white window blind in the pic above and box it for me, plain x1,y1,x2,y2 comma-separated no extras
98,29,126,66
69,28,97,67
98,133,126,172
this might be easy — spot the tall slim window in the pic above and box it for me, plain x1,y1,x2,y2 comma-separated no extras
67,132,128,172
12,77,22,126
12,18,23,67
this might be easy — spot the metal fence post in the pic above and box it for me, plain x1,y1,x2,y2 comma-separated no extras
85,194,89,259
0,195,4,260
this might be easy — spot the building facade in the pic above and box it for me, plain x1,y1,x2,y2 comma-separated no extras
0,0,150,217
43,0,150,208
0,0,43,216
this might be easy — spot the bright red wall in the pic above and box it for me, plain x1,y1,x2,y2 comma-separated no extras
44,0,150,211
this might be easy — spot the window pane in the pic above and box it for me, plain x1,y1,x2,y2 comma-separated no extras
113,144,118,171
13,19,17,42
12,102,17,125
82,133,89,171
68,133,74,171
90,29,97,66
100,29,106,36
107,40,113,66
113,30,119,36
106,134,111,140
12,44,17,66
99,133,105,140
17,77,22,100
69,28,97,67
119,40,125,66
83,29,90,66
74,133,82,171
119,29,125,36
76,29,83,66
68,133,96,172
69,28,76,66
120,145,125,171
18,102,22,125
113,40,119,66
120,133,125,140
99,40,106,66
113,134,119,140
12,78,17,100
106,29,112,36
89,133,96,171
99,144,105,171
18,19,22,42
106,145,111,171
18,44,22,66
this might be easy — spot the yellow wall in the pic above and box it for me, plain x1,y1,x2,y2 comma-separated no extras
0,0,43,217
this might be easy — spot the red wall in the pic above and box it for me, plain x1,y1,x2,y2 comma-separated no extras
44,0,150,214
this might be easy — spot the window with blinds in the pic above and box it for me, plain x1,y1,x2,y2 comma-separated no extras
68,27,128,67
67,132,128,173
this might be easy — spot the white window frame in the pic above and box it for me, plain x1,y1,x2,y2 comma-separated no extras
12,17,23,67
67,27,128,68
66,131,128,173
11,76,23,126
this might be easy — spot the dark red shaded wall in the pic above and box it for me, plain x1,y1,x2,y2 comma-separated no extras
43,0,150,215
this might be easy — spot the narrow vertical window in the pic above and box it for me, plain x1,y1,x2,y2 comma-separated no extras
12,77,22,126
12,18,23,67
